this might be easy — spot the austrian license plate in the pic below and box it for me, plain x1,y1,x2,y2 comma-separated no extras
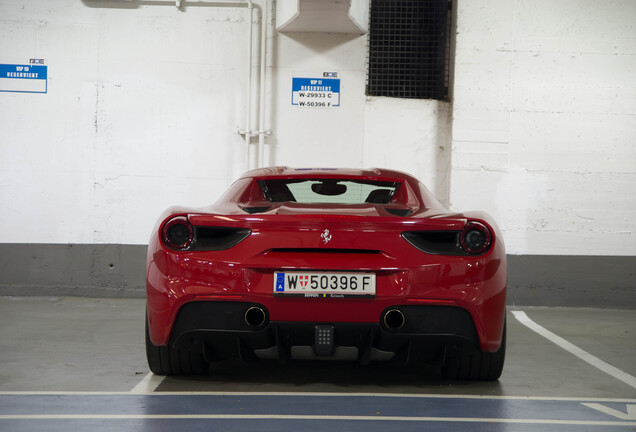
273,271,376,298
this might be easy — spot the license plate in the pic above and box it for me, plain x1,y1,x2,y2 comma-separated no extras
273,271,376,298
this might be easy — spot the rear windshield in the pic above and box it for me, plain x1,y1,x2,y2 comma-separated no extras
258,179,400,204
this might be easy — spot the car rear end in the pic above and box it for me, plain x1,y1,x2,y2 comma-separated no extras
146,170,507,379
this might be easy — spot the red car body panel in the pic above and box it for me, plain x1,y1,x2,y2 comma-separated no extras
146,168,506,357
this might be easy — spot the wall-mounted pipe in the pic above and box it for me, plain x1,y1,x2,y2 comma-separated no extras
237,0,270,170
257,0,269,168
242,1,254,168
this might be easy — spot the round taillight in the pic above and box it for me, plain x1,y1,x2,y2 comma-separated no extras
460,221,492,255
162,216,194,250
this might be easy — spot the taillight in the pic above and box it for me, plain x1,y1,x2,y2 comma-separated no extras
402,220,494,256
160,215,252,251
460,221,492,255
162,216,194,250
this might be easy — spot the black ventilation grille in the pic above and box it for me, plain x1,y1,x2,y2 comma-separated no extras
192,227,251,251
385,208,413,217
367,0,452,100
402,231,464,255
241,206,271,214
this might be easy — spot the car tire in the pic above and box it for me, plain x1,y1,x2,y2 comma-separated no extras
145,316,209,375
441,320,506,381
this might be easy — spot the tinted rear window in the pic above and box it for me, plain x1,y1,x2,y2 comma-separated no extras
258,179,400,204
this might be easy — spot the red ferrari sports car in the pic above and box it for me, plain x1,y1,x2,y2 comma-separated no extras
146,167,507,380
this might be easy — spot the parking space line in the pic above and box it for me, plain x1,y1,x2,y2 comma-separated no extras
0,413,635,427
1,391,635,402
584,403,636,421
511,310,636,389
130,372,165,394
2,393,636,431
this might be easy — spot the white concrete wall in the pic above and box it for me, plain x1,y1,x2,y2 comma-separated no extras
0,0,447,245
451,0,636,255
0,1,252,245
0,0,634,257
269,31,451,205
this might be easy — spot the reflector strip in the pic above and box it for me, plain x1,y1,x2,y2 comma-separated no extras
407,298,455,304
194,295,244,300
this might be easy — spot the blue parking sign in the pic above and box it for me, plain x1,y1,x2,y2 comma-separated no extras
0,63,48,93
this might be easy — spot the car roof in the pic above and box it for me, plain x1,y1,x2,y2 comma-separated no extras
239,167,415,180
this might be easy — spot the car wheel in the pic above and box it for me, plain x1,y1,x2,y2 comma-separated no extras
441,320,506,381
145,316,209,375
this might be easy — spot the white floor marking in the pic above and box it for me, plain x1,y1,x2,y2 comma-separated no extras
0,413,634,426
583,403,636,421
129,373,165,394
512,310,636,389
1,391,635,402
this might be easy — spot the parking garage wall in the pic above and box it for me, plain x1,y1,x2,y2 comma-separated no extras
450,0,636,257
448,0,636,305
0,0,634,305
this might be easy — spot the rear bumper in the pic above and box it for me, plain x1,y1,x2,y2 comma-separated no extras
146,226,507,352
168,301,482,364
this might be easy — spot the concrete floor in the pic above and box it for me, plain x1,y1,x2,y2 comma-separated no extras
0,296,635,431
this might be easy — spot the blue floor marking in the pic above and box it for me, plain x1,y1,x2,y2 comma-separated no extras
0,418,634,432
0,394,635,431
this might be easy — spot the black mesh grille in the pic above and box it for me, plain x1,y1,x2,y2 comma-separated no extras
366,0,452,100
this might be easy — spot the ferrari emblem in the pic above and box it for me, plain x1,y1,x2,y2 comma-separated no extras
321,229,332,244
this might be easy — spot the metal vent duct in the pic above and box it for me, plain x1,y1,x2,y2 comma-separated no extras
276,0,369,34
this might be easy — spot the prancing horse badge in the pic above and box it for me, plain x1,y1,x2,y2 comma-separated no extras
321,229,332,244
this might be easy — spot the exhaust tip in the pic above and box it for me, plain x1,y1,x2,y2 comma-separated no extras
383,308,405,330
245,306,267,328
